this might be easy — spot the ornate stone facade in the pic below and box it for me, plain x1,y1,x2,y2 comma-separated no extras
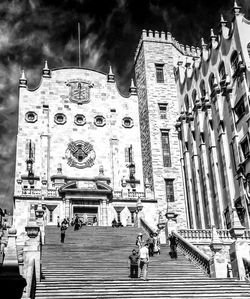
175,4,250,230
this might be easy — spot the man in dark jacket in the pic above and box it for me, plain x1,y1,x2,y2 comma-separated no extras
128,249,139,278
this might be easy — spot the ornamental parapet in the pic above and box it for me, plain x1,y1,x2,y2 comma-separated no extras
113,190,146,200
20,188,59,197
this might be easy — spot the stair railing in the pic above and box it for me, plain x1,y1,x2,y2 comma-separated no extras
29,259,37,299
173,231,210,276
140,218,156,235
178,229,232,240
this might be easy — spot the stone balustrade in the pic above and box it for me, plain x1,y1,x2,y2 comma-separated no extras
22,189,42,196
178,229,233,240
140,218,156,235
173,231,210,276
113,190,145,199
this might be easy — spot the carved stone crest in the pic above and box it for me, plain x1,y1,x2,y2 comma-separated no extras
65,140,96,169
66,80,94,104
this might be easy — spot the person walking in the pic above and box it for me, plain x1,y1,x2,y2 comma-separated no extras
136,233,143,249
168,232,178,259
74,214,80,231
153,232,160,255
147,233,154,256
128,249,139,278
139,243,149,281
60,222,67,243
57,216,60,227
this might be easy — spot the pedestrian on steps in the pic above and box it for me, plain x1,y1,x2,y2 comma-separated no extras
153,232,160,255
74,214,80,231
168,231,178,259
57,216,60,227
139,243,149,281
146,233,154,256
128,249,139,278
136,233,143,249
60,223,67,243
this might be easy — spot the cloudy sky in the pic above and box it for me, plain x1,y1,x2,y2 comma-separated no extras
0,0,249,211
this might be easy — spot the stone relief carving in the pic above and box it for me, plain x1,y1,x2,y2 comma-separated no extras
65,140,96,169
66,80,94,104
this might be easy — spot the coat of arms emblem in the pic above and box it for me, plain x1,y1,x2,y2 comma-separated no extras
66,80,94,104
65,140,96,169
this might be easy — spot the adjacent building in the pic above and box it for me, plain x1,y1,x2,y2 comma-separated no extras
175,3,250,229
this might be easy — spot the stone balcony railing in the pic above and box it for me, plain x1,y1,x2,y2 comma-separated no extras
21,189,58,197
178,229,250,241
113,190,145,200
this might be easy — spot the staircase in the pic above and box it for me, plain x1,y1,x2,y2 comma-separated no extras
35,226,250,298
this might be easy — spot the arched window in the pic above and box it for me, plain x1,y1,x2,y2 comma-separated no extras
200,80,206,98
230,51,238,74
218,62,226,83
247,42,250,58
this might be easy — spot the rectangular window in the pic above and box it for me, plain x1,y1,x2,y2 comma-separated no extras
161,130,171,167
165,179,175,202
159,104,168,119
125,145,133,163
155,64,164,83
240,137,250,160
234,95,246,122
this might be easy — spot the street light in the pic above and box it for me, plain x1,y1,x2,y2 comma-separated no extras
136,198,143,212
165,212,178,221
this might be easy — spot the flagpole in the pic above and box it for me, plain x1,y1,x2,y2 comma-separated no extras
78,22,81,67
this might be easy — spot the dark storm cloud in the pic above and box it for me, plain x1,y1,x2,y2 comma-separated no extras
0,0,249,210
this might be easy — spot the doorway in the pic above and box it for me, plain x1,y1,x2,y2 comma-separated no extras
73,206,98,225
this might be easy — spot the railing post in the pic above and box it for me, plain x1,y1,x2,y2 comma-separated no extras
209,226,227,278
0,227,27,299
229,209,249,280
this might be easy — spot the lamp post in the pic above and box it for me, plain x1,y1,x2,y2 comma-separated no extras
165,211,178,237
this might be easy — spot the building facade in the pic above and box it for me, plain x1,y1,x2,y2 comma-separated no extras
175,3,250,230
13,43,187,234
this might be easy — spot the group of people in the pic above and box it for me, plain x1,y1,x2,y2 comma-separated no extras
128,232,161,281
128,231,178,281
58,214,98,243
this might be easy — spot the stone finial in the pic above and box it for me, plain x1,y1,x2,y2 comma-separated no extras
160,31,166,40
201,38,207,50
99,165,104,176
233,0,241,15
210,29,216,39
57,163,62,174
129,78,137,95
19,69,27,88
154,30,159,38
229,208,245,239
142,29,147,39
166,32,172,42
220,14,227,26
42,60,51,78
107,65,115,83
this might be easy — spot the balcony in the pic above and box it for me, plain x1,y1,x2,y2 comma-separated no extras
21,189,58,197
113,190,145,200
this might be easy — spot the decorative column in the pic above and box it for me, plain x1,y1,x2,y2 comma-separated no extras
136,198,143,228
209,226,227,278
65,199,70,219
102,199,108,226
229,209,249,280
128,207,137,226
114,206,124,226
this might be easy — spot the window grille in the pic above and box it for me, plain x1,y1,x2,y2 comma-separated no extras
165,179,175,202
161,130,171,167
155,64,164,83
